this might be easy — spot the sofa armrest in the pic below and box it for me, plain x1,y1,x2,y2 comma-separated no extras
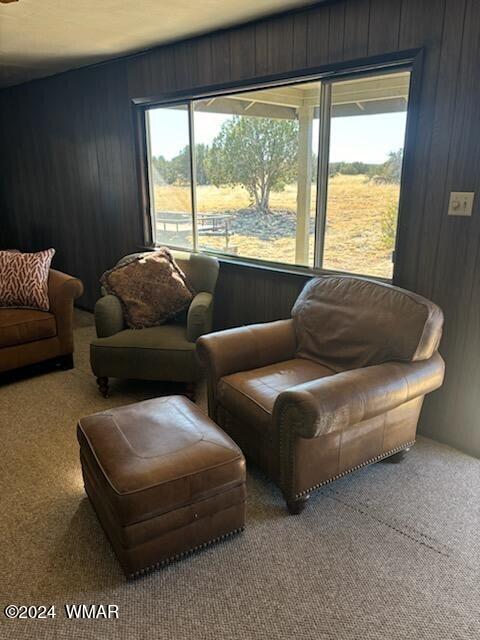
48,269,84,309
47,269,84,353
274,352,445,439
187,292,213,342
94,294,125,338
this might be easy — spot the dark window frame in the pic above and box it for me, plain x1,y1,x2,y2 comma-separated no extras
133,48,423,282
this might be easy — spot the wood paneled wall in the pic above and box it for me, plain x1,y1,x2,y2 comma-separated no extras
1,0,479,456
0,61,142,298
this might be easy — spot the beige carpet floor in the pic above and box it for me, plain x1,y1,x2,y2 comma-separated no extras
0,311,479,640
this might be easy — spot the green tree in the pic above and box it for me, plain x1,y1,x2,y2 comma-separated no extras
329,161,382,177
194,144,210,185
207,116,299,212
380,201,399,250
153,144,211,186
151,155,170,185
168,146,191,185
372,149,404,184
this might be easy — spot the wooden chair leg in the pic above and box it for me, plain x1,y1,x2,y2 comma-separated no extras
96,376,109,398
286,494,310,515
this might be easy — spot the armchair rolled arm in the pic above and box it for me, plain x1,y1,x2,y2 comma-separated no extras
197,319,297,420
197,319,297,381
47,269,84,353
187,292,214,342
274,352,445,439
94,294,125,338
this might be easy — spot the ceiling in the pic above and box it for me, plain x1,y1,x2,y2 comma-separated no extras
0,0,320,89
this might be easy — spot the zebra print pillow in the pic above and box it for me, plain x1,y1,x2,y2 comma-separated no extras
0,248,55,311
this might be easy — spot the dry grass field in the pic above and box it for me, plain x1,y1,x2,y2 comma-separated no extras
154,174,399,278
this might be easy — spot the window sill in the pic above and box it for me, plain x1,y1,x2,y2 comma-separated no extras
138,244,393,284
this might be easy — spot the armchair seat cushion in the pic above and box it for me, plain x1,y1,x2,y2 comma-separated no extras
92,324,195,352
90,324,198,382
0,308,56,348
218,358,334,433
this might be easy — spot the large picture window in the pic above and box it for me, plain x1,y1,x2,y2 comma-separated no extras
145,66,411,279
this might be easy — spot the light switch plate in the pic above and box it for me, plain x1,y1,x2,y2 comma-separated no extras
448,192,475,216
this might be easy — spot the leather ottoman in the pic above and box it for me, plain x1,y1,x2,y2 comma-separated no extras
77,396,246,578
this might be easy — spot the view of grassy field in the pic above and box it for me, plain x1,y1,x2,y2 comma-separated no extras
154,174,399,278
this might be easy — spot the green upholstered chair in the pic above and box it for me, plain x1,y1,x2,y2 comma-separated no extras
90,251,219,398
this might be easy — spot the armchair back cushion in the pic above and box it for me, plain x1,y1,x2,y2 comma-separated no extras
176,252,219,295
292,275,443,372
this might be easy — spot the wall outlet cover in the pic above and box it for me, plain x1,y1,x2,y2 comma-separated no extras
448,192,475,216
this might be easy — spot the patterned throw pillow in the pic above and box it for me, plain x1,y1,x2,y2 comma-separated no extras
0,248,55,311
101,249,195,329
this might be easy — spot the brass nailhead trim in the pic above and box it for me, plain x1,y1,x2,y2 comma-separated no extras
295,441,416,498
127,526,245,580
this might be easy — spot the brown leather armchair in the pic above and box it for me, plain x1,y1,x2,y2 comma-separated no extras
0,269,83,374
197,275,445,514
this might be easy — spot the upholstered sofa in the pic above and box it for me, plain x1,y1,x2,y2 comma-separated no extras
90,251,219,398
0,269,84,374
197,275,445,514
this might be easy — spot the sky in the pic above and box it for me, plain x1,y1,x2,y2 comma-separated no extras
148,107,408,165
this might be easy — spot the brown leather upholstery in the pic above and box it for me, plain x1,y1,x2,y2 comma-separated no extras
0,268,83,373
273,353,445,439
219,359,334,434
197,318,297,420
0,308,56,348
197,276,445,512
292,275,444,371
78,396,246,577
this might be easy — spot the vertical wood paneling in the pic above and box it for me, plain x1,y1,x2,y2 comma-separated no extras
267,15,294,74
394,0,446,290
254,22,269,76
194,38,214,87
230,25,255,80
1,0,480,456
327,1,346,63
148,47,177,96
214,263,308,329
343,0,370,60
174,40,196,89
126,52,153,99
367,0,401,55
414,0,467,298
306,6,329,67
2,59,141,308
421,0,480,456
210,31,231,84
292,13,308,69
